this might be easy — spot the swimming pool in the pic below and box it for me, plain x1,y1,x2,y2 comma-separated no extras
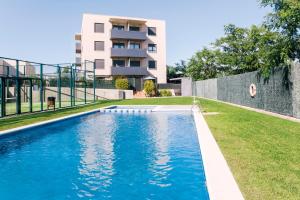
0,110,210,199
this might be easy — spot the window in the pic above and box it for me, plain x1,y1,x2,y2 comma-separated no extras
113,60,126,67
95,59,105,69
148,60,156,69
94,23,104,33
112,25,125,30
129,43,140,49
130,60,141,67
129,26,140,31
148,27,156,36
113,42,125,49
148,44,157,52
94,41,104,51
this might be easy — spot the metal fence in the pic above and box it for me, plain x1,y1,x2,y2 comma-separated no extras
0,57,100,118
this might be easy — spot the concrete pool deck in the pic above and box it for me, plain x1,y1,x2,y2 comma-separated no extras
0,104,244,199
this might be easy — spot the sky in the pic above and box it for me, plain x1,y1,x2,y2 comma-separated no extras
0,0,270,65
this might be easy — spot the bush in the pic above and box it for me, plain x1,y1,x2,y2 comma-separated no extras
143,80,156,97
115,78,129,90
159,89,172,97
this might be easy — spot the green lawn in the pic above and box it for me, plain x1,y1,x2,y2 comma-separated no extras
198,98,300,200
0,97,193,131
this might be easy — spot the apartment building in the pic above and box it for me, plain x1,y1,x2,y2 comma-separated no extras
75,14,167,90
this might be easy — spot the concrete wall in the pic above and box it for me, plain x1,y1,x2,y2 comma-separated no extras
292,62,300,118
195,78,217,100
14,87,133,103
192,62,300,118
181,77,192,96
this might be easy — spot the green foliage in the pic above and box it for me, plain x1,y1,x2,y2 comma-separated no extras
167,60,187,80
214,24,290,78
159,89,172,97
260,0,300,60
186,24,290,80
184,1,300,81
143,80,156,97
115,78,129,90
186,48,221,80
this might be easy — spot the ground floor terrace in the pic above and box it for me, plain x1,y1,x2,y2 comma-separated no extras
0,97,298,200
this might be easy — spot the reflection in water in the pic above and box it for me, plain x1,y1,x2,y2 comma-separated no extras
76,114,116,198
148,114,172,187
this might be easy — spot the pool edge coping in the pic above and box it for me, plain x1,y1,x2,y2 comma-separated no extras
193,107,245,200
0,104,245,200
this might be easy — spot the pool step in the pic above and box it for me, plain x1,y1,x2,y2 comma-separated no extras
100,108,152,113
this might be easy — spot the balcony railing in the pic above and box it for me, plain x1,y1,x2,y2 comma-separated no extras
111,48,147,58
111,29,147,40
111,66,150,76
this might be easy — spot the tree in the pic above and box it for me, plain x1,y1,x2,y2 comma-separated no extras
115,78,129,90
260,0,300,60
214,24,289,78
186,48,220,80
167,60,187,81
143,80,156,97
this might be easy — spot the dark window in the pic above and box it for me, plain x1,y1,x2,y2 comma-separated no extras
94,23,104,33
129,43,140,49
112,25,125,30
148,27,156,36
95,59,105,69
95,41,104,51
129,26,140,31
113,60,126,67
113,42,125,49
130,60,141,67
148,44,157,52
148,60,156,69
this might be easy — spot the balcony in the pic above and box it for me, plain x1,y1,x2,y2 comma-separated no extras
111,29,147,40
111,67,150,76
75,34,81,41
111,48,147,58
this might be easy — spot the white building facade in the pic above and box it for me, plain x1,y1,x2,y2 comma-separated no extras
75,14,167,90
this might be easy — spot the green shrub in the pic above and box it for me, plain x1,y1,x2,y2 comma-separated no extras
115,78,129,90
159,89,172,97
143,80,156,97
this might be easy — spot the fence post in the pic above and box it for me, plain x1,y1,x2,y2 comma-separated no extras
70,66,73,107
57,65,61,108
29,79,33,113
0,78,5,117
84,61,87,104
40,64,44,111
16,60,21,114
93,61,96,102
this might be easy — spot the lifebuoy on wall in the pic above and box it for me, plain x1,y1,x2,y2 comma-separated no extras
249,84,257,98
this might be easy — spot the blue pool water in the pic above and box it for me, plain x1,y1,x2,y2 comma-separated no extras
0,111,209,200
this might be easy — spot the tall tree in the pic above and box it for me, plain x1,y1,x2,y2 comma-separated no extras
186,48,220,80
260,0,300,60
214,24,289,77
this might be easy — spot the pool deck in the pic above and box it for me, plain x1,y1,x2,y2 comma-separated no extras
0,104,244,200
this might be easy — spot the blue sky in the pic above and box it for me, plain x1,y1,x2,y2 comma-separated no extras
0,0,270,65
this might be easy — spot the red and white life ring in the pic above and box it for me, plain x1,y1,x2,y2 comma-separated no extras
249,84,256,98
